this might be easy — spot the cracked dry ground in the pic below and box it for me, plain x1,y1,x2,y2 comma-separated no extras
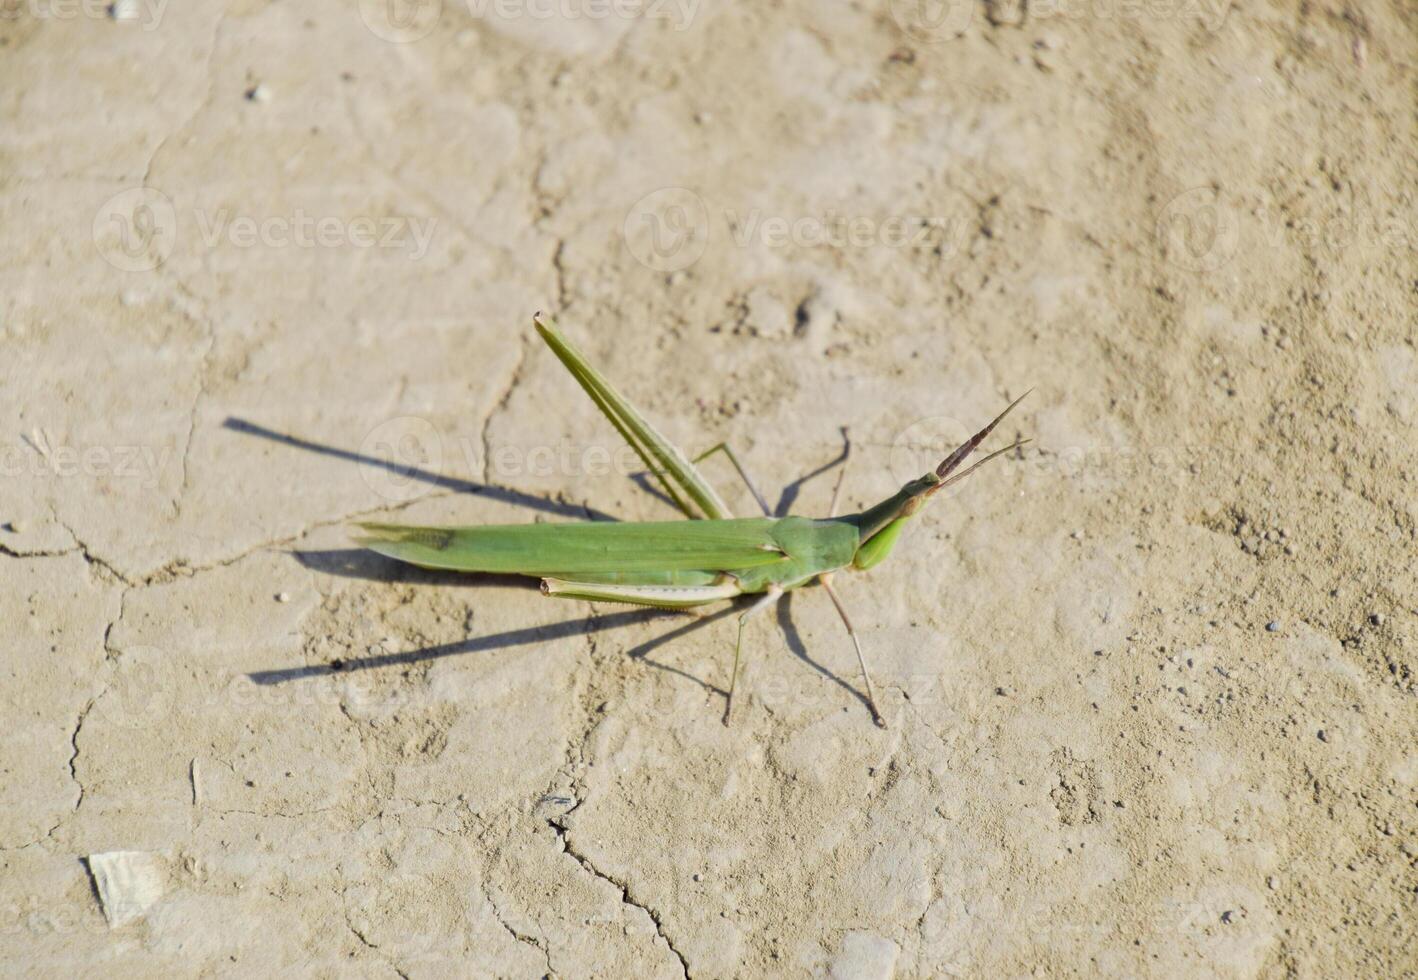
3,2,1416,978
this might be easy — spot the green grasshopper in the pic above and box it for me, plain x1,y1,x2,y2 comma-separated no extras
356,316,1027,726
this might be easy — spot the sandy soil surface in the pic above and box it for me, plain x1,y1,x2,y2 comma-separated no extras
3,1,1415,976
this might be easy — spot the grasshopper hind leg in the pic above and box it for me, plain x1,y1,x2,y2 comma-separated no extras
541,576,742,609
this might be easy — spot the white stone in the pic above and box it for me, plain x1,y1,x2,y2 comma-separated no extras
87,851,165,928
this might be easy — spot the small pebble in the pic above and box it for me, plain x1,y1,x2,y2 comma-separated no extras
1220,910,1234,924
1267,876,1279,890
108,0,139,20
1317,729,1329,742
1266,621,1280,632
6,520,23,534
1370,612,1385,626
245,83,272,103
275,592,291,603
692,873,703,882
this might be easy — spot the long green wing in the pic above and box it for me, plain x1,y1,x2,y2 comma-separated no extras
355,518,784,575
534,316,733,520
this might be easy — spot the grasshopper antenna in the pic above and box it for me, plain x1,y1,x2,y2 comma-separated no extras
932,390,1031,483
934,438,1030,492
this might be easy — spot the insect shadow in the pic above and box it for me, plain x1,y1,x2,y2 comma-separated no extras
222,417,617,522
231,416,863,708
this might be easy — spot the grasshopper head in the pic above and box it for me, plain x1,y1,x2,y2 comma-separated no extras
902,390,1031,516
851,392,1030,569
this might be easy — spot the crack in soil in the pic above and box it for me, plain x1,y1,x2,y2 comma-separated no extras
481,332,531,486
485,884,555,976
552,823,690,978
67,697,97,813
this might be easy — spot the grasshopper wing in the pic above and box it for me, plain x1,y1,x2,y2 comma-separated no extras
354,518,786,575
534,316,733,520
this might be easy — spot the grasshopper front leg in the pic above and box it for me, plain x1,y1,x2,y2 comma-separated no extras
692,442,772,517
818,574,884,727
542,576,771,719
